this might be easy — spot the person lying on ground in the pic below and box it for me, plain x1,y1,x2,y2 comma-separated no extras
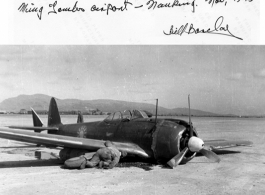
64,141,127,169
86,141,127,169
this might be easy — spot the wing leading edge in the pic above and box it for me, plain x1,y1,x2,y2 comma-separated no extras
0,127,149,158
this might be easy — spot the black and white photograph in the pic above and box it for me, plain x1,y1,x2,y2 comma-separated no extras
0,0,264,194
0,45,264,194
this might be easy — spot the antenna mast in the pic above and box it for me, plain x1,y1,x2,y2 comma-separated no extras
155,98,158,124
188,94,191,125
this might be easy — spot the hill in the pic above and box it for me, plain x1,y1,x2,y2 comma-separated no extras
0,94,223,116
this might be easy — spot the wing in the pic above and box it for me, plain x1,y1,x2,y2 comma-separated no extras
204,139,253,149
0,127,149,158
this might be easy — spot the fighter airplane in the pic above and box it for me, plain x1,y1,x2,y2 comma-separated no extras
0,97,252,168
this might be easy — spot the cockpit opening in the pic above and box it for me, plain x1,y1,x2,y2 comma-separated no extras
104,110,151,123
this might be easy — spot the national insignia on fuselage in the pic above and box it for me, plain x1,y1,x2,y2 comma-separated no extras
77,126,87,138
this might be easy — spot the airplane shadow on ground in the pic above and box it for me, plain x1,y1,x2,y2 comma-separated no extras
117,161,155,171
0,153,155,171
0,149,62,168
159,149,242,169
196,149,241,156
117,157,155,171
0,150,240,170
60,162,155,171
0,159,62,168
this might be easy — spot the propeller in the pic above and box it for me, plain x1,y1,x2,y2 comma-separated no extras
188,94,193,137
188,137,220,163
200,148,221,162
167,147,189,168
167,95,220,168
167,137,220,168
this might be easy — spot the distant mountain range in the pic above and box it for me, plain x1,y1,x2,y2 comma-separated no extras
0,94,228,116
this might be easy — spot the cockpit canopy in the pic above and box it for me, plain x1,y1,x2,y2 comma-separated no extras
104,110,151,123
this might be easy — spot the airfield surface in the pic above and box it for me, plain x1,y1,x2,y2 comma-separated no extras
0,117,265,195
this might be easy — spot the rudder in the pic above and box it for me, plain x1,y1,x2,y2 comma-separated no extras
48,97,62,127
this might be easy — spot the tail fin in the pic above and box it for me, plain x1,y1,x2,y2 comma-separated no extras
31,107,43,133
48,97,62,127
77,111,84,123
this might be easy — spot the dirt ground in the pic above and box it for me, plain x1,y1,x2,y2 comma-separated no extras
0,131,264,195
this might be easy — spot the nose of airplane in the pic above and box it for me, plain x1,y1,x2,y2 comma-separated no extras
167,136,221,168
151,120,187,162
167,95,221,168
188,136,204,152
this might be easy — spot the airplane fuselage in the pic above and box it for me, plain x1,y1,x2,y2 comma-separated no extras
49,117,196,163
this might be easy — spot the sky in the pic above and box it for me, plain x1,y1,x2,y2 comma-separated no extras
0,45,265,115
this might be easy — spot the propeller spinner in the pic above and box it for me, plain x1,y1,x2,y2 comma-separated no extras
167,95,220,168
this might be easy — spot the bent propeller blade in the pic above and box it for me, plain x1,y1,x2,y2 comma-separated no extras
200,148,221,163
167,147,189,168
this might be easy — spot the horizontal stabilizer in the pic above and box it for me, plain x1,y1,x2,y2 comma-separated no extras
0,127,149,158
7,126,59,131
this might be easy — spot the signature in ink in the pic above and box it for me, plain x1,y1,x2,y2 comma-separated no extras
163,16,243,40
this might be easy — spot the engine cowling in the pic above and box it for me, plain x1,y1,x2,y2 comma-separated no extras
151,119,198,164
